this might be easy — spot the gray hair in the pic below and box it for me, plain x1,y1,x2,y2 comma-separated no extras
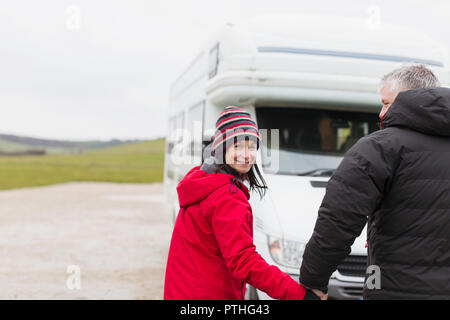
380,64,440,92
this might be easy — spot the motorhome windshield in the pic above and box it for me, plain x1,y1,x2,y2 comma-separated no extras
256,107,379,177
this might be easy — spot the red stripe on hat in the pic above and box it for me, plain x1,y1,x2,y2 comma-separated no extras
216,115,255,129
213,122,258,141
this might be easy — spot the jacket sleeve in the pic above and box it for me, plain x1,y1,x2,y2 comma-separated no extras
299,135,394,290
211,187,306,300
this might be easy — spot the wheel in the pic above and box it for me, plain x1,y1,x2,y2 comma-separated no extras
245,284,259,300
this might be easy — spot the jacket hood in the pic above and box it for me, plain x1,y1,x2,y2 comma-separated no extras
177,166,250,208
381,87,450,137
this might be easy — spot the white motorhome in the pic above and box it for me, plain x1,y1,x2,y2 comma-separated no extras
164,14,449,300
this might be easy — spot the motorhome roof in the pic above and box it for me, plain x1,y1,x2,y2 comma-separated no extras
169,14,448,111
228,14,446,67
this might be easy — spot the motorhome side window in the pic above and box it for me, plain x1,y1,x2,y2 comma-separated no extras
177,112,185,135
256,107,379,177
169,112,185,157
187,103,204,164
167,116,177,154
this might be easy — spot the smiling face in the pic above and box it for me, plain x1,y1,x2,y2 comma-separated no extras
225,139,257,175
379,84,400,119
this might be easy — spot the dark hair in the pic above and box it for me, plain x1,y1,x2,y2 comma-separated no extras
215,163,268,199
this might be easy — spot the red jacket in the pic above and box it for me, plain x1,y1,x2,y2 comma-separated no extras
164,166,306,300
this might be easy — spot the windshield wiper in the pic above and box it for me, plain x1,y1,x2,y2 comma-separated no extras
297,168,336,177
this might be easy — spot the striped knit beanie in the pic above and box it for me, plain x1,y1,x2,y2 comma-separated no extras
212,106,261,158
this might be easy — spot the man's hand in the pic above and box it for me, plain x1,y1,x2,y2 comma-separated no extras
311,288,328,300
301,283,329,300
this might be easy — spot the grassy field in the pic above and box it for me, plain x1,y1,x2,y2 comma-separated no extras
0,139,165,190
0,135,132,154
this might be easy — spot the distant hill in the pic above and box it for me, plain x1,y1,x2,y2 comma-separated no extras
0,134,148,155
0,138,166,190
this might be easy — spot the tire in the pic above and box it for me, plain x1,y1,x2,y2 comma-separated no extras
245,284,259,300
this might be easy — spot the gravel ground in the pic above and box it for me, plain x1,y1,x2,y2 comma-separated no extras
0,182,172,299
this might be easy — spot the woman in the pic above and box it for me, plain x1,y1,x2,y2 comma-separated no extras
164,106,319,300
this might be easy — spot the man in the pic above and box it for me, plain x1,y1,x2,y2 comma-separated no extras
299,64,450,299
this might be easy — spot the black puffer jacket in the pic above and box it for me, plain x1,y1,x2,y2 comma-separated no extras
299,87,450,299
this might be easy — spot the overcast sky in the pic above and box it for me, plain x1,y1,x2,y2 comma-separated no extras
1,0,449,141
